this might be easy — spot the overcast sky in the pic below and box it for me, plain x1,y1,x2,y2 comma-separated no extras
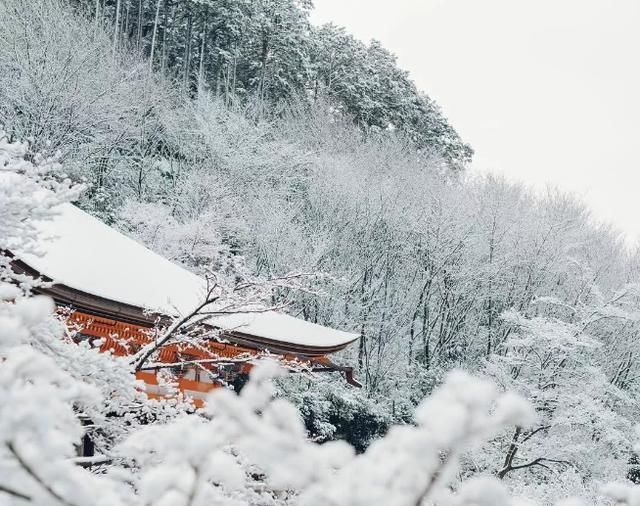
311,0,640,243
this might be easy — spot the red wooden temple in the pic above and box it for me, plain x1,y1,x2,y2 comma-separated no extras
9,203,359,407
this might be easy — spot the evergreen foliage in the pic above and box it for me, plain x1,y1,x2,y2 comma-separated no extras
68,0,472,167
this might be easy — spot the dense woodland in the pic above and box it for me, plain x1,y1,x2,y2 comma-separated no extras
2,0,640,504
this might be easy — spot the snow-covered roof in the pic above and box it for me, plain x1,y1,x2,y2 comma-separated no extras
213,311,359,349
13,201,358,350
17,202,207,316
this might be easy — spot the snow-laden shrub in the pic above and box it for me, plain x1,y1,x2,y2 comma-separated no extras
277,376,393,452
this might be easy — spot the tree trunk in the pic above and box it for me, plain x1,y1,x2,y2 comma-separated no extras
113,0,121,52
136,0,143,50
94,0,100,30
258,29,269,104
422,300,430,369
215,66,222,98
183,10,193,92
161,0,170,74
327,51,334,94
357,268,370,373
498,427,522,479
197,16,208,93
124,2,130,38
486,216,497,357
149,0,162,68
230,51,237,102
408,278,430,365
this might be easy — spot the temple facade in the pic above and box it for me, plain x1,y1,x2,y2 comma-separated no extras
10,202,359,407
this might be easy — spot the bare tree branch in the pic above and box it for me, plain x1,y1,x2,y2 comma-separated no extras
131,292,220,371
0,483,31,502
7,442,77,506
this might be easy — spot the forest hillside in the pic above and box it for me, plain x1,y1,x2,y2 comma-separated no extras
1,0,640,505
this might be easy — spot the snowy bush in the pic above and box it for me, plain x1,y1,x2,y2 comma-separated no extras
277,376,394,452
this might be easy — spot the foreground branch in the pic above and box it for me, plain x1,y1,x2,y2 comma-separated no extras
0,483,31,502
7,442,77,506
131,292,220,371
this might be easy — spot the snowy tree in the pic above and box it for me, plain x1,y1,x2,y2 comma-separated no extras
478,310,636,502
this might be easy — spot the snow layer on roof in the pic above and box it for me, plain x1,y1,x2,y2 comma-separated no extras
13,200,358,349
212,311,358,349
16,201,207,315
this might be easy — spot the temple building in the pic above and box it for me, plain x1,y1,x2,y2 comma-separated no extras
10,201,359,406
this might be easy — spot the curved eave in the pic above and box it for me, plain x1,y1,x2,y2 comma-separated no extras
10,257,164,327
11,257,358,357
220,330,358,357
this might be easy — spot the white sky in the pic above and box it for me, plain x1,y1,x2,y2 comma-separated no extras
311,0,640,243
